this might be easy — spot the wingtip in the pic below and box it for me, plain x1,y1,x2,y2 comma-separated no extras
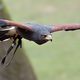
50,24,80,33
0,19,33,31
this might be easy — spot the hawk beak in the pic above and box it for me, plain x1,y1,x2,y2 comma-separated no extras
44,35,52,41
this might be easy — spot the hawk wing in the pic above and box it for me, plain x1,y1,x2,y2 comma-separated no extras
50,24,80,32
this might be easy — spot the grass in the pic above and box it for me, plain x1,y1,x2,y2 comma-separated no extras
3,0,80,80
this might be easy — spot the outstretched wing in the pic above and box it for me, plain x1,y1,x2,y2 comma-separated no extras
0,19,33,31
50,24,80,32
0,19,34,41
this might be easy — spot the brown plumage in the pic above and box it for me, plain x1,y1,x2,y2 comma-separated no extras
51,24,80,32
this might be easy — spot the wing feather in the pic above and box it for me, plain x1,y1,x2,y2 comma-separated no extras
50,24,80,32
0,19,33,31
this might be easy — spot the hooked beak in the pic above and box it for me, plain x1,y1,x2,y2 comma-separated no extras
44,35,52,41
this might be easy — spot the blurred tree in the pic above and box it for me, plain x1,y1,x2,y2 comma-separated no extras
0,0,37,80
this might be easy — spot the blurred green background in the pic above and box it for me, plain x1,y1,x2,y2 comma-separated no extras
3,0,80,80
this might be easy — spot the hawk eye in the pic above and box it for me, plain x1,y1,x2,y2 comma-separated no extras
41,35,47,38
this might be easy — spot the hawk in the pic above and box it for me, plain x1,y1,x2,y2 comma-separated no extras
0,19,80,66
